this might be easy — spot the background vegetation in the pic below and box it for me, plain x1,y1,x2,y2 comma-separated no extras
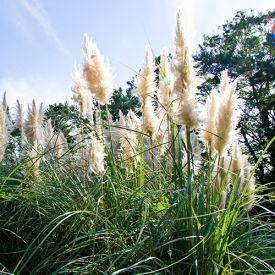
0,10,274,275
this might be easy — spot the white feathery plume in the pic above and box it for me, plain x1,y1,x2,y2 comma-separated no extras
0,103,9,161
231,142,243,181
126,110,141,132
154,109,168,155
159,48,173,111
220,69,228,95
83,33,114,105
72,66,86,115
44,119,54,149
231,144,256,210
215,79,238,157
202,91,219,154
87,133,106,175
172,10,200,130
213,155,231,192
54,132,67,159
181,128,202,175
24,100,44,145
2,92,7,111
26,139,42,177
15,100,24,134
136,45,159,136
242,157,256,211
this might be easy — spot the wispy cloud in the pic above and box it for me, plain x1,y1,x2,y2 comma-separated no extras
0,76,71,108
18,0,68,55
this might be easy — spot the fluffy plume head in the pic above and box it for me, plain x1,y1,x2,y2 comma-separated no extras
126,110,141,132
202,91,219,153
174,91,200,129
44,119,54,150
172,11,200,129
220,69,228,95
242,157,256,211
115,112,140,172
173,10,192,95
15,100,24,134
54,132,68,159
215,79,238,156
231,142,243,176
136,45,156,106
24,100,44,145
83,33,114,105
0,103,9,161
87,134,106,175
137,45,159,136
2,92,7,111
181,128,202,175
26,140,42,178
159,48,172,110
72,66,86,115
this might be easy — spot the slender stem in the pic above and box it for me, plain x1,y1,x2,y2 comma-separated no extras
105,103,113,152
98,104,104,138
186,126,191,177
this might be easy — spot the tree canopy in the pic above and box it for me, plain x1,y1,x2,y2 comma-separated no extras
194,10,275,183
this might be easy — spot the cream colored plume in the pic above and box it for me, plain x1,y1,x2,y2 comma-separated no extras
159,48,172,111
72,66,86,115
44,119,54,148
214,79,238,157
242,157,256,211
114,111,140,171
15,100,24,134
54,132,68,158
231,146,255,210
26,139,42,177
137,45,158,136
126,110,141,132
83,33,114,105
181,128,202,175
172,10,200,129
24,100,44,145
231,142,243,179
154,109,168,155
220,69,228,95
137,45,156,106
173,10,193,95
0,103,9,161
202,91,219,154
87,134,106,175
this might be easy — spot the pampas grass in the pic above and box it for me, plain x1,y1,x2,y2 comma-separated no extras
0,9,273,275
24,100,44,146
83,33,114,105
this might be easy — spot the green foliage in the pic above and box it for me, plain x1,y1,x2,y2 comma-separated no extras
44,102,82,142
107,80,141,121
193,10,275,183
0,122,274,274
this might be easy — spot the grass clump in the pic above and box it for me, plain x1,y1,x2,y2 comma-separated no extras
0,9,274,275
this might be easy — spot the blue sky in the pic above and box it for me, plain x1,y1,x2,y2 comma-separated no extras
0,0,274,107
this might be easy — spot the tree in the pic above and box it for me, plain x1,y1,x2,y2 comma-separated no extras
194,10,275,183
107,79,140,121
44,102,83,143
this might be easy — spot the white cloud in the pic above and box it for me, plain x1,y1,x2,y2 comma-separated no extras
18,0,69,55
0,77,71,110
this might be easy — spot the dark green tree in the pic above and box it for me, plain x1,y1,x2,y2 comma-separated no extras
44,102,84,143
194,10,275,183
107,79,140,121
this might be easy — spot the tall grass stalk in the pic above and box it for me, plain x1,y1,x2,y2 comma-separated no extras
0,10,274,275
